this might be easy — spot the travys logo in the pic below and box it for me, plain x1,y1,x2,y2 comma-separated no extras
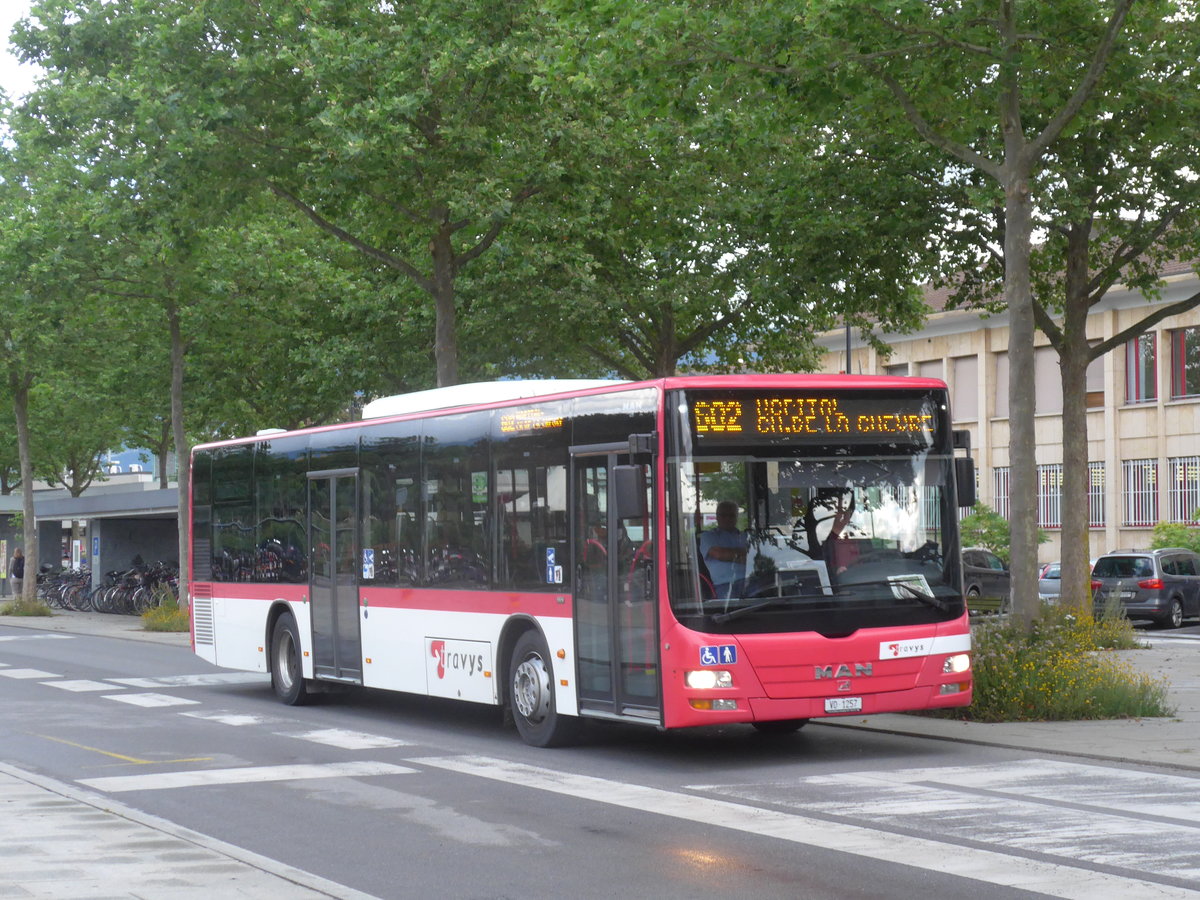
881,638,933,659
429,640,486,680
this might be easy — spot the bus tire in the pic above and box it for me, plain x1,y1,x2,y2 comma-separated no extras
270,614,309,706
509,630,577,747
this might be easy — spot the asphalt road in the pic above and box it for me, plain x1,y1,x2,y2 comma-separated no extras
3,624,1200,899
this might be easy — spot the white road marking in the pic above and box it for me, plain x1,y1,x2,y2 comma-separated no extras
704,762,1200,882
279,728,410,750
180,711,271,727
0,633,73,642
79,761,415,793
0,668,59,679
42,679,122,692
108,673,268,688
103,692,201,708
408,754,1200,900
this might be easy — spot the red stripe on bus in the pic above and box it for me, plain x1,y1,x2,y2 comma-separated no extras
195,582,572,618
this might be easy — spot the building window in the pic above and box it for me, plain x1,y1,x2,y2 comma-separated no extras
993,352,1009,418
1034,348,1062,414
916,359,942,380
1125,333,1157,403
1171,328,1200,399
993,467,1010,520
884,363,908,377
1122,458,1158,526
1086,350,1105,408
951,355,978,420
1169,456,1200,523
1036,464,1063,528
1088,462,1106,528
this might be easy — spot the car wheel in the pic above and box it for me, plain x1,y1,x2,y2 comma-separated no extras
1155,598,1184,630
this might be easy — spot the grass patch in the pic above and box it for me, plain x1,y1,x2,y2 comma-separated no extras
141,598,190,632
0,598,54,616
954,604,1173,722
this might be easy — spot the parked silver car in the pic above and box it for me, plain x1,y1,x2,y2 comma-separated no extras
1091,548,1200,629
1038,561,1061,602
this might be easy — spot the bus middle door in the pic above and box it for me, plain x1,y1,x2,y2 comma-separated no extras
571,446,659,721
308,468,363,683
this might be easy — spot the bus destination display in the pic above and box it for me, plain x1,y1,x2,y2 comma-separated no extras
690,393,939,441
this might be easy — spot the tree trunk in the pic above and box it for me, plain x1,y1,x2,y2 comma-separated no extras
1005,171,1039,630
431,224,459,387
168,299,190,603
12,374,35,601
1057,226,1095,615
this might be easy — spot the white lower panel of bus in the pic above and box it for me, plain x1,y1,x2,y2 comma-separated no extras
359,606,578,715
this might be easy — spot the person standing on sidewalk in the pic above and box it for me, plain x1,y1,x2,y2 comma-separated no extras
9,547,24,598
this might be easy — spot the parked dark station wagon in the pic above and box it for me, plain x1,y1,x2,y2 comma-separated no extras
1091,547,1200,629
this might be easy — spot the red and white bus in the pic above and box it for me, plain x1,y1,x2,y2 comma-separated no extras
189,375,975,746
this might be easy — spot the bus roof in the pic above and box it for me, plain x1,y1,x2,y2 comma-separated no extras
193,373,949,452
360,380,627,419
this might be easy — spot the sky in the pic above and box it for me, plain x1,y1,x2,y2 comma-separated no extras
0,1,37,102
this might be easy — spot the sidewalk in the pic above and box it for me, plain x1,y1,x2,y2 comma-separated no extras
0,610,375,899
823,634,1200,772
1,611,1198,897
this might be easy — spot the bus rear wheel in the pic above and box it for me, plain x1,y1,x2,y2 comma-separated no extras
270,614,309,706
510,631,577,747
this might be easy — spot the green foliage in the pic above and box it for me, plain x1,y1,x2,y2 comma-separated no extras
958,502,1049,566
0,598,53,616
960,607,1172,722
1150,519,1200,555
141,597,190,632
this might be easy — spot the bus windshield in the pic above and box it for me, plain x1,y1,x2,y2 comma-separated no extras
668,389,965,634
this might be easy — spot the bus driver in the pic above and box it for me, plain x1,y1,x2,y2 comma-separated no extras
699,500,748,597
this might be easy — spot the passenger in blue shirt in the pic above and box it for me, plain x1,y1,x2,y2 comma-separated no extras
698,500,748,597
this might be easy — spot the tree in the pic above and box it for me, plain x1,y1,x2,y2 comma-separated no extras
679,0,1153,628
852,2,1200,616
0,143,91,598
177,0,597,387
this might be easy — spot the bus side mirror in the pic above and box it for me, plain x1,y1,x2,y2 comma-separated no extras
955,457,976,509
613,465,647,520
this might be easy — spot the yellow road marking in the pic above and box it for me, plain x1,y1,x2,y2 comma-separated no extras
33,734,212,765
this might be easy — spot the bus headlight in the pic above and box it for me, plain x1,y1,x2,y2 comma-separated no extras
943,653,971,674
685,669,733,690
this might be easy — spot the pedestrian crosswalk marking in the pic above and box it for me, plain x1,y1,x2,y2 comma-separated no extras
79,761,415,793
180,711,271,727
103,692,201,708
277,728,411,750
0,668,59,679
0,634,73,642
108,673,268,689
44,680,122,692
409,754,1200,900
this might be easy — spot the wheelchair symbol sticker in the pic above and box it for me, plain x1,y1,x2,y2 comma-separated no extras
700,645,736,666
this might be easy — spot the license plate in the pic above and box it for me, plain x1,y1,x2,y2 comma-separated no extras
824,696,862,713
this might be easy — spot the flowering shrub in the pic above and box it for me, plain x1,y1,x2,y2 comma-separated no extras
957,607,1173,722
141,598,190,632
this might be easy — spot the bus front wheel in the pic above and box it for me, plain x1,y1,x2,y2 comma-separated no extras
509,631,577,747
270,614,309,706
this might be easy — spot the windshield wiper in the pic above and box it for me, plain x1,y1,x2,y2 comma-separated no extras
711,591,834,624
886,578,950,612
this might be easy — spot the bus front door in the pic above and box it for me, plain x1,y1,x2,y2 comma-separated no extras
308,469,363,683
572,448,660,721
